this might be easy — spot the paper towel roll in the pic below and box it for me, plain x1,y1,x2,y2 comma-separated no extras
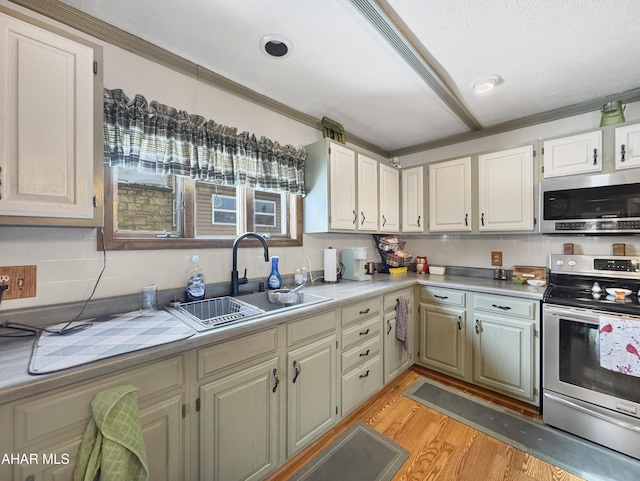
324,248,337,283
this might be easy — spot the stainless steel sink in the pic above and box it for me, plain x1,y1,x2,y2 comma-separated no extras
168,291,330,331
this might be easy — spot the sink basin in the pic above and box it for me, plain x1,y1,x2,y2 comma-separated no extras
169,291,331,331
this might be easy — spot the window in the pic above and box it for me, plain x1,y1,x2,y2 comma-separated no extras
101,166,302,250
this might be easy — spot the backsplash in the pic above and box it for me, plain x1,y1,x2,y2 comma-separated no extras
1,225,638,311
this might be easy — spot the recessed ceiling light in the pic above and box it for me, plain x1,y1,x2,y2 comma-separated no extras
473,75,502,93
260,34,293,59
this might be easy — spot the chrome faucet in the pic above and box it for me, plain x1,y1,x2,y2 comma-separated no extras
231,232,270,296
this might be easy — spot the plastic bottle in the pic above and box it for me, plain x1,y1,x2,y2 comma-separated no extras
294,269,303,286
268,256,282,289
301,267,308,285
186,255,205,302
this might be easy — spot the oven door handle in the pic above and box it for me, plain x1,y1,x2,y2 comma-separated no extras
543,305,601,324
545,392,640,433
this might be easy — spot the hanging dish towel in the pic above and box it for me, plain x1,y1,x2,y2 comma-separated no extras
395,297,409,351
599,316,640,377
74,385,149,481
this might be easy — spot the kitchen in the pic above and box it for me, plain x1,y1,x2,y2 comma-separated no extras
1,1,640,480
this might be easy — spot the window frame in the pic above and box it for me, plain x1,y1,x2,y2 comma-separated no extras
99,165,303,250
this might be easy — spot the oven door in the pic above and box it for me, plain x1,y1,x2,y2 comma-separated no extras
543,304,640,459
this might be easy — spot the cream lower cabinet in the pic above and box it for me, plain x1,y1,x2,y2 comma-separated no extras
340,297,383,416
471,294,538,403
0,356,187,481
286,311,338,457
417,286,540,406
197,328,282,481
418,286,467,378
382,287,414,384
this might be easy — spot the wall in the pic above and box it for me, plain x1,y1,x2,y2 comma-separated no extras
1,2,639,313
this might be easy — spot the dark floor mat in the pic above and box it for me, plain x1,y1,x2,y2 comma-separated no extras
404,377,640,481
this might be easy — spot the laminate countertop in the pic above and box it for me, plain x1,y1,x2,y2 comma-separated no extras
0,273,545,404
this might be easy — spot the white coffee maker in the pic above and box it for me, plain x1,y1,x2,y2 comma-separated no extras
340,247,369,281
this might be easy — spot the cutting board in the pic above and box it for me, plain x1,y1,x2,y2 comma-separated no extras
513,265,548,282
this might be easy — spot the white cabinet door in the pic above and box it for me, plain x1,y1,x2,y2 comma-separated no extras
379,163,400,232
429,157,472,231
357,154,379,231
287,335,337,457
329,143,357,230
401,165,424,232
200,358,280,481
543,130,602,178
472,314,534,401
478,146,534,231
419,303,467,378
0,13,99,223
615,123,640,170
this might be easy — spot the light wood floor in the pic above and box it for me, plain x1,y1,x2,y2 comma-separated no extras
266,366,585,481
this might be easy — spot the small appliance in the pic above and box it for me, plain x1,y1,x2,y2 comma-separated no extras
340,247,369,281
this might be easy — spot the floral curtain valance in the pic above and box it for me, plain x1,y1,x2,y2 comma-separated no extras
103,88,306,196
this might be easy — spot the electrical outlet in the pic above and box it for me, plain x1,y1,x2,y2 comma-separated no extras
0,265,37,300
491,251,503,266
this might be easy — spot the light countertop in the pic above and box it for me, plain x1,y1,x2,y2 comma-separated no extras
0,273,545,404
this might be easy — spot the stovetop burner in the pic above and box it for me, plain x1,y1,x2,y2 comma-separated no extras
543,255,640,315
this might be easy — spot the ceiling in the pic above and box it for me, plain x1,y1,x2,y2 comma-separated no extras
28,0,640,156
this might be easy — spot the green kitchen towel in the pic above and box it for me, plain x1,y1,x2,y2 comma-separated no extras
74,385,149,481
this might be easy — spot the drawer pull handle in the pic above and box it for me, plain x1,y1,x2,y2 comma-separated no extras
434,295,449,300
359,370,370,379
360,349,370,357
359,328,370,336
272,368,279,393
387,320,392,335
359,308,370,315
292,360,300,383
475,319,481,334
491,303,511,311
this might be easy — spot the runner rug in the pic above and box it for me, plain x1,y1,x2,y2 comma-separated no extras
288,422,408,481
404,377,640,481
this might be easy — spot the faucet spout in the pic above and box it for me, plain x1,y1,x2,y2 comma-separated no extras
231,232,270,296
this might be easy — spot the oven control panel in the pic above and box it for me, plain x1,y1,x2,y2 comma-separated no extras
549,255,640,278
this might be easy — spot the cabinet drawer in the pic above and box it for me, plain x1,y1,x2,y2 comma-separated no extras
420,286,465,307
287,310,337,346
473,294,538,320
383,288,413,311
198,328,278,379
341,355,382,415
341,298,381,326
13,356,183,449
341,336,380,373
342,316,380,350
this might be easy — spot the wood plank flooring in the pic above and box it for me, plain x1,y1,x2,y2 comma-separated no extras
266,366,585,481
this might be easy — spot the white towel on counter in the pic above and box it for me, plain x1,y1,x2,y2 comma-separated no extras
599,316,640,377
395,297,409,351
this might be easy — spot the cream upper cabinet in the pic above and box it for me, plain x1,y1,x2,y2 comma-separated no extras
428,157,472,232
0,12,102,226
543,130,602,178
379,163,400,232
478,145,534,231
329,143,357,230
357,154,379,231
401,165,424,233
615,123,640,170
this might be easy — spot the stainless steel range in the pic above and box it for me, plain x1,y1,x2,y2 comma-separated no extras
543,254,640,460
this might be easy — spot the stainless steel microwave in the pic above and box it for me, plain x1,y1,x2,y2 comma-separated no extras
539,170,640,234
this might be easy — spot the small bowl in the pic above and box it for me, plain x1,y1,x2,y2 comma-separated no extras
429,266,446,275
605,288,632,298
527,279,546,287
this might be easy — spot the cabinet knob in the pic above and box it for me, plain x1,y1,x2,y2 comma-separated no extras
621,144,626,162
